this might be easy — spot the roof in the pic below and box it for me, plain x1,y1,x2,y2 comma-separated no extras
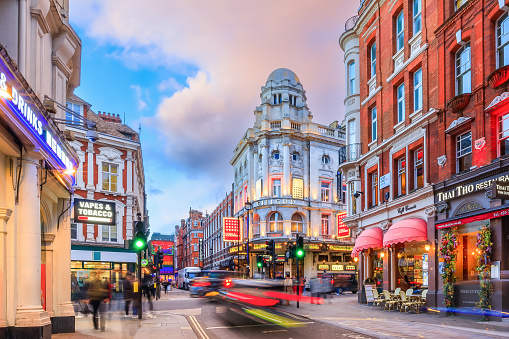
87,109,139,141
266,68,300,86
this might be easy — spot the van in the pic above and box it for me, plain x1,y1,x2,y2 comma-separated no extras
177,267,201,290
331,272,358,294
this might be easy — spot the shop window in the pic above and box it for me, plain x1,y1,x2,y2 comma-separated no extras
413,0,422,35
71,223,78,240
413,69,422,112
348,61,356,95
396,11,404,52
370,42,377,78
102,224,117,243
272,178,281,197
320,181,331,202
291,213,303,233
269,212,283,233
414,148,424,189
454,221,486,282
397,157,406,196
397,83,405,124
371,172,378,207
371,106,377,142
499,113,509,157
497,13,509,69
102,163,118,191
396,242,427,289
456,131,472,173
456,43,471,95
372,251,384,287
321,214,330,235
349,181,357,215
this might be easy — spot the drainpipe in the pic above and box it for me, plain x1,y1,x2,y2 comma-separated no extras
18,0,27,75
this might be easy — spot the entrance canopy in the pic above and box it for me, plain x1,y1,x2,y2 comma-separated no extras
383,218,427,247
352,227,383,256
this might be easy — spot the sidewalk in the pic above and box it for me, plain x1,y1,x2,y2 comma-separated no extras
52,311,197,339
286,293,509,339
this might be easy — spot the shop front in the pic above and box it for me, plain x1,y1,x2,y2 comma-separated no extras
430,163,509,319
352,227,384,299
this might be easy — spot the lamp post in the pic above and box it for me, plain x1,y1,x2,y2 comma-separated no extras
245,198,252,279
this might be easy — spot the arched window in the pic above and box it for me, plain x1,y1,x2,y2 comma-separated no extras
291,213,303,233
292,152,300,161
456,43,471,95
497,13,509,68
268,212,283,233
322,155,330,164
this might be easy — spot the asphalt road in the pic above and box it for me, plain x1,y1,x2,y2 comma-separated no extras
149,297,375,339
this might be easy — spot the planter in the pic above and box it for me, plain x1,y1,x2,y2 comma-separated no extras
487,64,509,88
447,93,471,113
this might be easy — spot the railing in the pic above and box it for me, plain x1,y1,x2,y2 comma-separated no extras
318,126,335,136
291,122,301,131
270,121,281,129
339,143,362,164
345,15,359,31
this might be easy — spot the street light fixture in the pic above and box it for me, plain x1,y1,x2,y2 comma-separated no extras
245,198,252,278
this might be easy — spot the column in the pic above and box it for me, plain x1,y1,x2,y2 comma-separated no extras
16,152,50,328
0,208,12,327
126,151,133,193
86,143,94,191
55,199,74,320
303,143,309,198
252,148,257,200
261,141,269,197
283,139,291,197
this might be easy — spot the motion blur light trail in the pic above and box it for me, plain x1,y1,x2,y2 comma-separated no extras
426,307,509,318
262,291,324,304
244,309,308,328
225,291,280,307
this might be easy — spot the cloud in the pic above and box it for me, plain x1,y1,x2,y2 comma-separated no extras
149,187,164,196
158,77,184,93
130,84,148,110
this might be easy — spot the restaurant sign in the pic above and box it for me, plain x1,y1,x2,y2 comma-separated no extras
436,206,509,229
74,198,116,225
435,172,509,202
492,179,509,199
328,245,353,251
318,264,329,270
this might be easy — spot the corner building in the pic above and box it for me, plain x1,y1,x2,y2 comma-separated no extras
339,0,439,296
231,68,353,281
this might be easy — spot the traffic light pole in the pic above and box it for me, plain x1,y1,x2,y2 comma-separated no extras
137,250,143,319
296,255,300,308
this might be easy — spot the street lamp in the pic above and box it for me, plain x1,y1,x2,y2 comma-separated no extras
245,198,252,278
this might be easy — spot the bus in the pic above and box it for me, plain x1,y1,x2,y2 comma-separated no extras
177,267,201,290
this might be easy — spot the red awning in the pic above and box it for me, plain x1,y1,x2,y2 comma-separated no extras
351,227,383,256
383,218,427,247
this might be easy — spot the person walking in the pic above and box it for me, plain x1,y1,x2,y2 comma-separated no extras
284,274,293,305
123,272,134,316
99,278,111,331
88,272,107,330
142,274,154,317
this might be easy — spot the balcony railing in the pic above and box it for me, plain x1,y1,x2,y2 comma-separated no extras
270,121,281,129
339,143,362,164
318,126,335,136
291,122,301,131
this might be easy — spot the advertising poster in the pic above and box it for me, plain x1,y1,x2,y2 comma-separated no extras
222,217,243,242
151,241,174,274
337,212,350,238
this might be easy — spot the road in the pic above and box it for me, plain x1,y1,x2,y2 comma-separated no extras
149,296,375,339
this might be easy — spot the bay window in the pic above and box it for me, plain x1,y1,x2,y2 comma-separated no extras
350,181,357,215
348,61,356,95
497,13,509,68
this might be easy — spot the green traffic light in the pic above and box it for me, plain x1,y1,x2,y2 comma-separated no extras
257,262,262,267
296,249,304,257
134,239,145,249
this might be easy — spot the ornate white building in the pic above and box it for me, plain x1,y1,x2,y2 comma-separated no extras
231,68,353,280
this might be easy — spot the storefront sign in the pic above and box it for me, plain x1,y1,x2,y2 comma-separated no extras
253,199,296,208
275,254,286,263
337,212,350,238
492,179,509,199
436,206,509,229
379,173,391,189
74,198,116,225
304,244,320,250
199,238,203,263
318,264,329,270
397,204,416,214
328,245,353,251
345,265,356,271
222,217,242,242
331,265,344,271
455,284,481,308
435,172,509,202
0,62,75,172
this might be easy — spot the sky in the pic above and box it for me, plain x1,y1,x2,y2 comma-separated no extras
69,0,359,235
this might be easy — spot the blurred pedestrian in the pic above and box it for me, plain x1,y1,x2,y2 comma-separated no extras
142,274,154,317
88,272,108,330
123,272,133,316
99,278,111,331
284,274,292,305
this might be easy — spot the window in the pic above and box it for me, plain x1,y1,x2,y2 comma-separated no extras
101,163,118,191
413,0,421,35
102,224,117,242
71,223,78,240
348,119,357,159
273,94,282,104
350,182,357,215
413,69,423,112
272,179,281,197
370,43,377,78
414,148,424,189
252,214,260,234
348,61,356,95
456,131,472,173
371,172,378,207
320,181,331,202
498,113,509,156
269,212,283,232
291,213,303,233
455,0,468,10
321,214,329,235
292,152,300,161
397,83,405,123
371,107,377,141
456,43,471,95
272,151,280,160
396,11,404,51
66,102,81,125
397,157,406,196
322,155,330,164
497,13,509,68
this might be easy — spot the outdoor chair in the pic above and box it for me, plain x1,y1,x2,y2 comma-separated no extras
398,291,418,313
405,288,414,297
391,287,401,300
414,289,428,314
382,290,398,311
372,289,384,310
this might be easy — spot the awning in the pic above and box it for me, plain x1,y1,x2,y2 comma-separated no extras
351,227,383,256
383,218,427,247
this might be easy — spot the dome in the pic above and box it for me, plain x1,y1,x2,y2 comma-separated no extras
266,68,300,86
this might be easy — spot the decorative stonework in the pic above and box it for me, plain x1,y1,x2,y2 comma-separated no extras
424,205,437,217
365,156,379,169
445,116,472,133
487,65,509,88
437,155,447,167
446,93,472,113
390,128,425,154
485,91,509,112
380,220,391,230
0,208,13,221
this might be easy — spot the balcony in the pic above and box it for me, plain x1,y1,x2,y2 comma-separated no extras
487,65,509,88
339,143,362,164
447,93,471,113
270,121,281,129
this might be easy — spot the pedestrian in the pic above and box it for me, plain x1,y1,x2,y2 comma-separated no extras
88,272,107,330
123,272,133,316
142,274,154,317
404,274,411,290
99,278,111,331
284,274,292,305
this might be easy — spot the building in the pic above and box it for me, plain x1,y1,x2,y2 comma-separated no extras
339,0,439,296
231,68,352,280
66,95,147,296
0,1,81,337
203,193,234,270
175,209,205,271
149,235,175,281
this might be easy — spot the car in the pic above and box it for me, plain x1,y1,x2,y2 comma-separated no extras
331,273,358,294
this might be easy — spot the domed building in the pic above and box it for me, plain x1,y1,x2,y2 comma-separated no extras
225,68,353,280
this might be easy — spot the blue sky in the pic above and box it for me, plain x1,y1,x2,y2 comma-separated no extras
69,0,359,235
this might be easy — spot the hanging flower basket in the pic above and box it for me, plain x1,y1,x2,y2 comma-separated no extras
487,64,509,88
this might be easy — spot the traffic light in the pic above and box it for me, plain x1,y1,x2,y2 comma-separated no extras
132,230,147,251
256,255,263,268
296,236,305,258
286,241,295,259
265,239,275,257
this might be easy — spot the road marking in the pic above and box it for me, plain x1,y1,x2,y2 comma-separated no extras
189,315,210,339
206,321,314,329
262,329,287,334
181,327,192,330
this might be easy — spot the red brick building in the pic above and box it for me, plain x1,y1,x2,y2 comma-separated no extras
175,209,205,270
203,193,234,270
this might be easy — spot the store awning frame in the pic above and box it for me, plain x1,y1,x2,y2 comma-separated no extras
351,227,383,256
383,218,427,248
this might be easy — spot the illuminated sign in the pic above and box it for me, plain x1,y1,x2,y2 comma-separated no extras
318,264,329,270
492,179,509,199
345,265,356,271
275,254,286,263
150,241,174,255
0,65,74,172
305,244,320,250
141,259,148,266
222,217,242,242
337,212,350,238
435,172,509,202
74,198,116,225
253,243,266,250
331,265,344,271
328,245,353,251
